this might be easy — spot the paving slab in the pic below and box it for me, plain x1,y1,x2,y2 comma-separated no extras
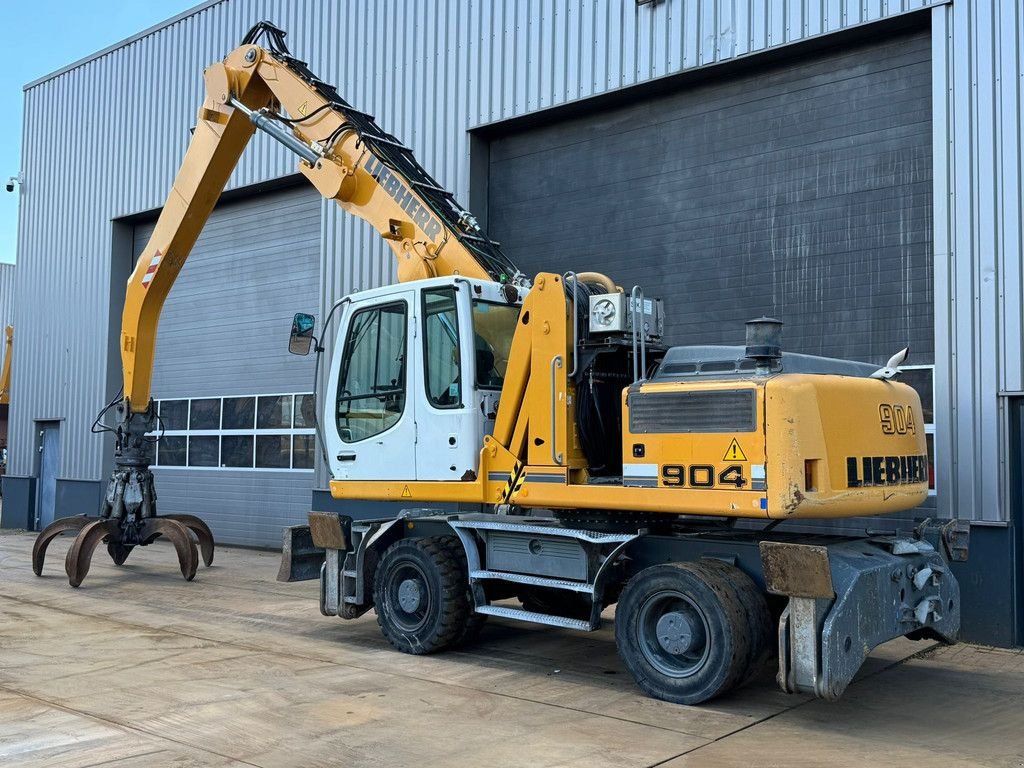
1,530,1017,767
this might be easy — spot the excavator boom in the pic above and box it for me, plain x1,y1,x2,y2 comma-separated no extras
34,22,518,587
122,21,517,413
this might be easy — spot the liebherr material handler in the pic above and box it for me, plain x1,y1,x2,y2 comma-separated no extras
35,22,966,705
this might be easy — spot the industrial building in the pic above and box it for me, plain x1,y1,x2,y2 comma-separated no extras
2,0,1020,646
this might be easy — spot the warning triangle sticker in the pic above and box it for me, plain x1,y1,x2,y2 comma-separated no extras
723,438,748,462
401,485,412,498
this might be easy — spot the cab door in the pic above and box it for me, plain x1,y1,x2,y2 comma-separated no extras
326,291,416,481
414,284,481,480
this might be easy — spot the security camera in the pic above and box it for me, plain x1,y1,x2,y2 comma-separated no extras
5,177,15,193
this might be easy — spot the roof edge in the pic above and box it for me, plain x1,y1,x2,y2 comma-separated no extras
23,0,226,91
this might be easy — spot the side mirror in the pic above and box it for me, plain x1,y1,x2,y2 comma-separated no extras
289,312,316,356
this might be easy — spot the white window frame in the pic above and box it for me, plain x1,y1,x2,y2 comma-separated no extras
152,392,316,473
898,364,936,496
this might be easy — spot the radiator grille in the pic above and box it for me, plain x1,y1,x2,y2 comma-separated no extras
629,389,756,433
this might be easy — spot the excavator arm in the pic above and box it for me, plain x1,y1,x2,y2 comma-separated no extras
34,22,523,587
123,21,518,413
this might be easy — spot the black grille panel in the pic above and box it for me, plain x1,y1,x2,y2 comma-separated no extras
629,389,756,434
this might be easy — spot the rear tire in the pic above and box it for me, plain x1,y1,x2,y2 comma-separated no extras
698,559,774,687
374,536,470,654
615,561,751,704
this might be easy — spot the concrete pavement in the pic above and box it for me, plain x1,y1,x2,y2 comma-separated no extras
0,530,1021,767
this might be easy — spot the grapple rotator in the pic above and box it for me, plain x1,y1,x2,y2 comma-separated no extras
32,401,214,587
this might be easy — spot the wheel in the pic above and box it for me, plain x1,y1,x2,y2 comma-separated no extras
698,559,774,687
615,562,751,704
374,536,470,654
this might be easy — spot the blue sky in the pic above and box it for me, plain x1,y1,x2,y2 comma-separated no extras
0,1,201,264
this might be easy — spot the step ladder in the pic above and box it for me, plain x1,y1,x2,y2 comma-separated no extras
449,518,639,631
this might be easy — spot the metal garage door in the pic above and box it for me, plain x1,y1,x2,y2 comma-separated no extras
486,28,933,365
133,185,321,547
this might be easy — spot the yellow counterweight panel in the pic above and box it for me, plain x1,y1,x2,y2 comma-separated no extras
621,379,768,512
763,374,928,518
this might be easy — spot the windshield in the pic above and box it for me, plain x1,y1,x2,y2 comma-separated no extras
471,300,520,389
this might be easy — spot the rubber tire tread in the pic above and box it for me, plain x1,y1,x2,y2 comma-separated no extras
615,561,752,705
698,559,774,688
438,536,488,646
374,535,470,655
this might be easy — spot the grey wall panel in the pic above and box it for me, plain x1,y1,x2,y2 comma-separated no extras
151,469,313,548
0,265,13,326
132,186,320,398
488,30,933,365
931,2,1024,522
131,186,319,547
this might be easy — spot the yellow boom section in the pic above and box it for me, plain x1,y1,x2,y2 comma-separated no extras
121,23,514,413
0,325,10,409
0,325,11,405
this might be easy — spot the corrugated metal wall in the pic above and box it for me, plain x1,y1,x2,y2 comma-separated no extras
931,1,1024,522
12,0,1023,523
131,186,321,546
0,264,13,326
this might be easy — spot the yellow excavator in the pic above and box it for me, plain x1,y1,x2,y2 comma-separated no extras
0,324,11,406
34,23,966,704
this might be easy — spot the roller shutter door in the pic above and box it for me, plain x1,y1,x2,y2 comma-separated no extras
486,28,933,365
133,185,320,547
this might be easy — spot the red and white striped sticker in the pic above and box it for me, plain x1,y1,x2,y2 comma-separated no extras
141,250,162,289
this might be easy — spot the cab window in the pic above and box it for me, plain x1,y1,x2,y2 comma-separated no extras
471,300,519,389
336,302,407,443
423,288,462,408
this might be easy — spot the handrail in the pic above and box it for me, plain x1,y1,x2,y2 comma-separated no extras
550,355,564,465
630,285,647,382
563,271,579,377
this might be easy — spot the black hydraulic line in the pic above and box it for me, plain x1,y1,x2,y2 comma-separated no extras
239,21,522,285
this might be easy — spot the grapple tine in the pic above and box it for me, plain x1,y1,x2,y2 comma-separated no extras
163,514,215,566
139,518,199,581
32,516,93,577
64,519,120,588
107,541,135,566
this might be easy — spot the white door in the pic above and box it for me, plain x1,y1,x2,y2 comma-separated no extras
414,284,480,480
326,292,417,481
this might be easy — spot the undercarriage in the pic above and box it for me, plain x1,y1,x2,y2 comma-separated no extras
284,509,967,704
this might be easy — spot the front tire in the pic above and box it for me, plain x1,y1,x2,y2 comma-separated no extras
374,536,470,654
615,562,751,704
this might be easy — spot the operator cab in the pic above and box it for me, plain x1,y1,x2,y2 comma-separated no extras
290,277,524,483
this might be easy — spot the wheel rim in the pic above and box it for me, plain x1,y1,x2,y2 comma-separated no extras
386,560,432,632
636,589,711,678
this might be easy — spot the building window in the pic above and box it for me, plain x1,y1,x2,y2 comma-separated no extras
899,365,936,495
153,393,315,472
